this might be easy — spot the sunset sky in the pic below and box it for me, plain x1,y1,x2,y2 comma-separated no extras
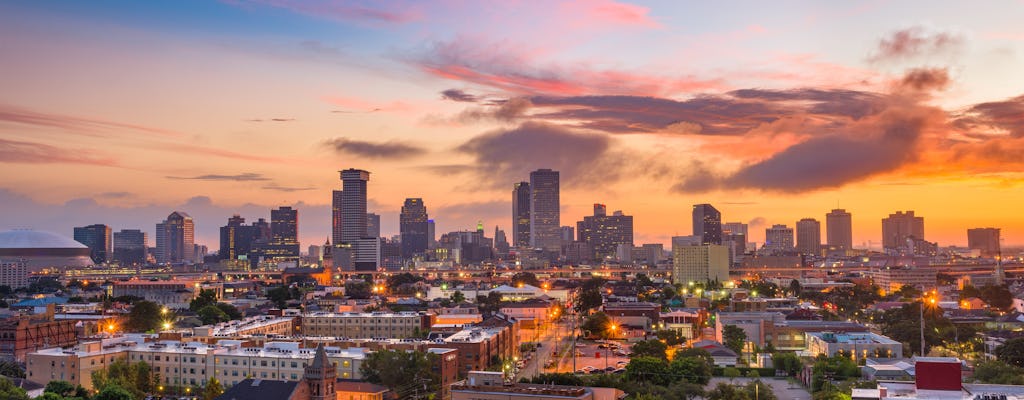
3,1,1024,249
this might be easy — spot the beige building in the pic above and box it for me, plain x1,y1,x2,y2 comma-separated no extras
672,244,730,285
191,316,295,339
0,259,29,288
301,311,434,339
452,371,623,400
26,335,367,390
871,267,937,295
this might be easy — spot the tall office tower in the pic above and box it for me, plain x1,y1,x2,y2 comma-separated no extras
266,206,300,261
577,205,634,261
692,204,723,245
427,219,436,249
331,190,344,245
722,222,748,237
672,244,729,285
641,243,665,265
529,169,560,252
400,198,429,259
825,209,853,251
338,169,370,243
560,226,575,245
219,215,256,261
113,229,148,265
764,224,794,252
795,218,822,255
366,213,381,238
155,211,194,264
881,211,925,250
512,181,531,247
967,228,1001,257
73,224,112,264
494,227,510,257
722,222,749,253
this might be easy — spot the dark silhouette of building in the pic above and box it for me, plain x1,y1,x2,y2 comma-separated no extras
219,215,256,261
826,209,853,251
400,198,429,259
155,211,194,264
881,211,924,251
73,224,111,264
577,204,634,261
796,218,821,256
494,226,510,259
529,169,560,252
113,229,147,265
692,204,722,245
261,206,300,262
366,213,380,238
967,227,1001,257
512,181,531,247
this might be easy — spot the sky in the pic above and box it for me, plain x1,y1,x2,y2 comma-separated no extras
2,1,1024,250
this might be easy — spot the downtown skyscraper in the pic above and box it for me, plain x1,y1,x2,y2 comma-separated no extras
795,218,821,255
512,181,531,247
577,204,634,261
156,211,194,264
400,198,429,259
529,169,560,253
881,211,925,251
692,204,722,245
73,224,112,264
113,229,147,265
331,169,378,271
826,209,853,251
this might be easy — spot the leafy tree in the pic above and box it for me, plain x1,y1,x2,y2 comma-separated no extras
0,360,25,378
44,380,88,398
631,340,669,360
202,377,224,400
575,288,604,314
810,355,859,392
635,274,654,288
662,285,677,300
981,285,1014,311
189,289,218,311
93,384,134,400
723,367,741,380
91,359,157,398
511,272,541,288
581,312,613,339
197,304,230,325
345,281,372,299
450,290,466,303
996,337,1024,367
675,348,714,366
669,356,712,385
705,382,743,399
360,350,440,394
37,393,64,400
0,377,28,400
215,303,243,320
895,284,921,300
973,360,1024,385
266,285,298,308
522,373,584,386
625,356,671,385
722,325,747,355
772,352,803,376
386,273,424,288
656,329,685,346
126,301,162,332
744,380,777,400
789,279,802,296
581,277,607,291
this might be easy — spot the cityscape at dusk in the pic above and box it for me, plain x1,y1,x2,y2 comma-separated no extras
4,2,1024,400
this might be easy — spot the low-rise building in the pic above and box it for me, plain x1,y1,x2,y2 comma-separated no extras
806,332,903,360
499,299,555,329
0,305,78,362
191,315,296,339
301,311,434,339
870,267,937,295
0,259,29,288
603,302,661,333
660,309,707,340
112,280,202,310
715,312,869,351
452,371,624,400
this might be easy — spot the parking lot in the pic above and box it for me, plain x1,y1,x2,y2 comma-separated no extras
554,340,631,375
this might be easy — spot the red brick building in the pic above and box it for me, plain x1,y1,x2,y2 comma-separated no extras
0,305,78,362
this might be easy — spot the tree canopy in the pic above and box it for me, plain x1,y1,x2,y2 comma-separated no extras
722,325,747,355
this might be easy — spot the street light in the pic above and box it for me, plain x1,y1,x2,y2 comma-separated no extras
920,294,938,356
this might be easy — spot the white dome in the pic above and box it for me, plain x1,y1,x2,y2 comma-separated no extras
0,230,88,249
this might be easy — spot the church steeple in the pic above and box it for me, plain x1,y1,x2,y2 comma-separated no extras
304,344,336,400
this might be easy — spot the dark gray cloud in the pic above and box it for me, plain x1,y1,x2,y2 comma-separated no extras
262,184,316,192
869,26,965,62
324,137,427,159
433,200,509,232
418,164,471,176
166,173,270,181
98,192,132,199
441,89,479,102
897,67,950,92
954,94,1024,138
454,122,623,188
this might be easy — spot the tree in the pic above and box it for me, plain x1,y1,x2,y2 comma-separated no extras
996,337,1024,367
0,360,25,378
189,289,218,311
810,355,859,392
511,272,540,288
723,367,741,380
215,303,243,320
345,281,372,299
772,352,803,376
895,284,922,300
789,279,802,296
126,301,162,332
197,304,230,325
631,340,669,360
93,384,134,400
722,325,747,355
669,356,712,385
973,360,1024,385
705,382,744,400
675,348,714,366
267,285,298,308
575,288,604,314
522,373,584,386
203,377,224,400
360,350,440,394
981,285,1014,311
0,377,28,400
450,290,466,303
656,329,685,346
635,274,654,288
744,380,777,400
581,312,612,339
44,380,88,398
625,356,672,385
92,359,157,398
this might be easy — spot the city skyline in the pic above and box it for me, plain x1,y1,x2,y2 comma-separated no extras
3,1,1024,248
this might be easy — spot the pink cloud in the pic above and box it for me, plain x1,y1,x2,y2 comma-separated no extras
0,138,118,167
0,104,182,138
563,0,661,29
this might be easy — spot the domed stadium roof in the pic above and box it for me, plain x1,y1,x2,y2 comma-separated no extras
0,230,88,249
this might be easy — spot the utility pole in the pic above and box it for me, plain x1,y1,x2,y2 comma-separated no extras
919,300,925,356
